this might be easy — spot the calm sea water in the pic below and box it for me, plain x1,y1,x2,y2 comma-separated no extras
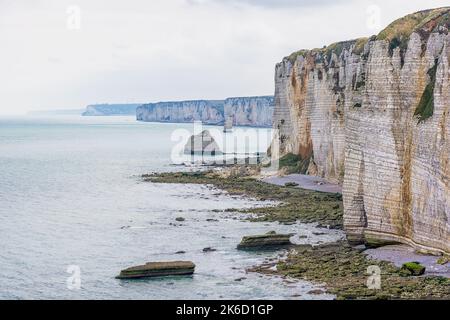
0,116,343,299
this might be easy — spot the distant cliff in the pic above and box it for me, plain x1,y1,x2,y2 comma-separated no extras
136,96,274,127
224,96,274,127
136,100,225,125
271,8,449,254
82,104,142,116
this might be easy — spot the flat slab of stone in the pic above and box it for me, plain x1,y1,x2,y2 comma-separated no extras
237,233,293,250
116,261,195,279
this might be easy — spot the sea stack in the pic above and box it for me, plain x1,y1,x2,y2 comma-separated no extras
184,130,222,155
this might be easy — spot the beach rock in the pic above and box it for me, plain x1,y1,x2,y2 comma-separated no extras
437,256,449,265
234,277,247,282
280,221,296,225
308,289,325,295
116,261,195,279
400,262,426,276
237,233,293,250
202,247,217,253
284,182,299,187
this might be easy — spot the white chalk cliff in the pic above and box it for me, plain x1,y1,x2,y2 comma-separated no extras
271,8,450,254
136,96,274,127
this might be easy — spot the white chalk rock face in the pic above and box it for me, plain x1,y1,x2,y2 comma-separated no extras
136,97,274,127
271,8,450,254
137,100,225,125
224,96,274,127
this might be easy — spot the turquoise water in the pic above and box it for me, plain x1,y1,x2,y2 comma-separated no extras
0,116,342,299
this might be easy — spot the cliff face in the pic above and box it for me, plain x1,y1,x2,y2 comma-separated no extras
272,8,450,254
224,96,274,127
136,96,274,127
136,100,225,125
82,104,141,116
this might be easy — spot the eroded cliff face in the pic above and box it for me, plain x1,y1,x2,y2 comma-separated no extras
272,8,450,254
224,96,274,127
137,96,274,127
137,100,225,125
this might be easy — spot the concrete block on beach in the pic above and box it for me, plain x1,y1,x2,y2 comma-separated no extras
116,261,195,279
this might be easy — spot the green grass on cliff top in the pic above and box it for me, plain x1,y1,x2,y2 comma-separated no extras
284,7,449,64
376,7,449,42
286,39,365,64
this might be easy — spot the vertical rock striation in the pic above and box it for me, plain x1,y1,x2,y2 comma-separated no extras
136,100,225,125
272,8,450,254
224,96,274,127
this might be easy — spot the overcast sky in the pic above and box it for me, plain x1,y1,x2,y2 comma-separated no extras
0,0,448,115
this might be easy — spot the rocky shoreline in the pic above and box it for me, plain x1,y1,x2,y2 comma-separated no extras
143,169,343,228
250,242,449,299
144,167,449,299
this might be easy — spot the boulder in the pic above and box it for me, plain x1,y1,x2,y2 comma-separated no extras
437,256,449,265
284,182,299,187
400,262,426,276
116,261,195,279
237,233,293,250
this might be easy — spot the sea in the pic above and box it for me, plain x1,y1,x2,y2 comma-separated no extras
0,116,343,299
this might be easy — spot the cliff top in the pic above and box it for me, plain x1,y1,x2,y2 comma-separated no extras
376,7,449,42
139,96,275,107
284,7,449,64
225,95,274,101
285,38,367,64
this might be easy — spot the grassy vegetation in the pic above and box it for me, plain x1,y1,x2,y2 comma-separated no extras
283,8,449,67
278,153,311,174
377,8,449,42
323,40,358,61
377,7,449,57
284,37,369,66
353,37,369,55
286,49,309,64
401,262,426,276
414,59,438,122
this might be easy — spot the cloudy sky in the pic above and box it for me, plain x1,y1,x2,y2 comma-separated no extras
0,0,448,115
